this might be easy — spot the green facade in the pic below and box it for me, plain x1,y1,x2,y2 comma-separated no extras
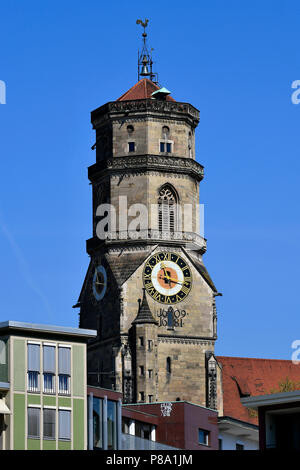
5,332,89,450
13,339,25,392
13,394,25,449
73,398,85,450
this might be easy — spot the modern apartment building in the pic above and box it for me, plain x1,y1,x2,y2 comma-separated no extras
0,321,96,450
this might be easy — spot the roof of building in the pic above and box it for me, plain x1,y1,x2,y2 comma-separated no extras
0,321,97,338
132,288,158,325
241,389,300,409
217,356,300,425
116,78,175,102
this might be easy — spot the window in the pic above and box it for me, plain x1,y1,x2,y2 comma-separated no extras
148,340,153,351
198,428,210,446
166,357,171,374
162,126,170,136
43,373,55,394
28,343,40,392
0,340,6,364
148,395,153,403
139,337,144,347
236,443,244,450
0,339,8,383
128,142,135,152
139,391,145,402
127,125,134,134
160,126,172,154
218,438,223,450
59,375,70,395
43,408,55,440
148,369,153,379
158,185,177,233
139,365,144,376
59,409,71,440
28,407,40,439
167,308,174,329
93,397,103,449
43,345,55,394
28,371,39,392
107,400,117,450
58,346,71,394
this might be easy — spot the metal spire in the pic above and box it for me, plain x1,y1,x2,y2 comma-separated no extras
136,19,158,83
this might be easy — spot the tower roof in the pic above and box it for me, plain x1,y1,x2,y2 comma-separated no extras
132,288,158,325
116,78,175,102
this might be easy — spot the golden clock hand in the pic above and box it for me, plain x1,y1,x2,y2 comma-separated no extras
158,275,182,286
160,264,170,279
168,277,183,285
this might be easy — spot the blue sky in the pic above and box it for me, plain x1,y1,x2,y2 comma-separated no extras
0,0,299,359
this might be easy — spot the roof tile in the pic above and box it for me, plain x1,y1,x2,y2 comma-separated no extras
116,78,175,102
217,356,300,425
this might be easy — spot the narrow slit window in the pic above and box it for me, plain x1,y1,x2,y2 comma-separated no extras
166,357,171,374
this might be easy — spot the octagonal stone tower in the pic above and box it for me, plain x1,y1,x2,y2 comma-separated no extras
77,77,222,409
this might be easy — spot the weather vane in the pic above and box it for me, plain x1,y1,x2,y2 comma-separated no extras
136,18,149,35
136,18,158,84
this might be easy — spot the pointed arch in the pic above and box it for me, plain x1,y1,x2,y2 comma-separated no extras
158,184,179,233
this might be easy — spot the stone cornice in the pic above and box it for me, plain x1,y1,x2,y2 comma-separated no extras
88,155,204,183
91,99,200,128
158,335,215,346
86,230,207,255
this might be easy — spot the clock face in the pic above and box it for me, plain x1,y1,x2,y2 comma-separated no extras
143,252,192,304
92,265,107,301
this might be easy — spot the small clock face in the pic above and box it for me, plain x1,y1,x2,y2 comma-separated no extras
143,252,192,304
92,265,107,301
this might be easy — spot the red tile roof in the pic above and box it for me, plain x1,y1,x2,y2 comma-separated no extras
217,356,300,425
116,78,175,102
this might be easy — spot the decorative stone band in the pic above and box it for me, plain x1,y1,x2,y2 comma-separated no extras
88,155,204,182
91,99,200,128
158,336,215,346
86,230,207,254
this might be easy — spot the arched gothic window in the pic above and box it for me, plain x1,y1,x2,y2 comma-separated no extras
158,185,177,233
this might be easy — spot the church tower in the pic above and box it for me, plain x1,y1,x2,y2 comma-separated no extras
77,21,222,409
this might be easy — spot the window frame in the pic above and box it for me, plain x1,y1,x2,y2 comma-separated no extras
198,428,210,446
159,139,173,154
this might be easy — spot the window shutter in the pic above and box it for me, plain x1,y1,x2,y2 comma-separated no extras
43,408,55,439
59,410,71,440
43,346,55,373
58,347,71,375
28,408,40,438
28,344,40,372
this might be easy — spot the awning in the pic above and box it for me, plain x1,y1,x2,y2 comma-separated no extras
0,399,11,414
